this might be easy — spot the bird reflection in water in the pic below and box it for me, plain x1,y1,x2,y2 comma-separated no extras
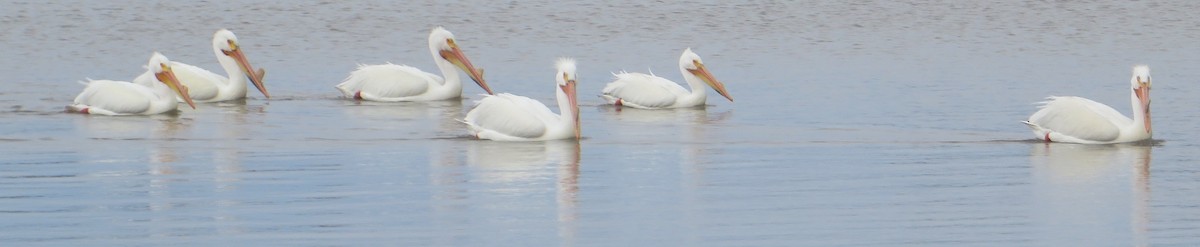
146,116,189,216
595,105,731,177
596,104,731,124
557,141,581,247
465,140,581,245
207,101,266,236
1131,143,1151,247
75,114,191,173
342,100,464,138
76,113,193,219
1029,142,1153,246
594,105,730,246
213,101,262,185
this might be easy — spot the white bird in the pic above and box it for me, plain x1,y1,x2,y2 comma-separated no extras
600,48,733,109
1022,65,1153,144
133,29,268,103
68,53,198,115
335,27,492,101
464,58,580,141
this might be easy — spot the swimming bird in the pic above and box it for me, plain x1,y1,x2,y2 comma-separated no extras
133,29,268,102
68,52,198,115
335,27,492,101
464,58,580,141
1022,65,1152,144
600,48,732,109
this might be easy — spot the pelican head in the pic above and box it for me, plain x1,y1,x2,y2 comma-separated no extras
680,48,733,102
148,52,197,109
429,27,492,95
1131,65,1151,133
556,58,580,139
214,29,270,99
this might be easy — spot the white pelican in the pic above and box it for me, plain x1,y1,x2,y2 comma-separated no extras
335,27,492,101
68,52,198,115
600,48,733,109
133,29,268,102
464,58,580,141
1022,65,1152,144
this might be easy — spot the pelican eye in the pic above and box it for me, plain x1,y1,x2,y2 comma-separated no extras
219,41,237,55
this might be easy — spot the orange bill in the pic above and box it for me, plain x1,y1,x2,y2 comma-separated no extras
688,61,733,102
560,78,580,139
224,40,270,99
1135,84,1151,133
440,39,492,95
157,64,197,109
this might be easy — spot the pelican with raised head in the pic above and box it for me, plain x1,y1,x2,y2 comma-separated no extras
464,58,580,141
68,52,198,115
133,29,268,102
335,27,492,101
1022,65,1153,144
601,48,733,109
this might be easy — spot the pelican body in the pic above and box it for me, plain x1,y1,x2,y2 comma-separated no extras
68,53,198,115
1022,65,1153,144
335,27,492,101
133,29,268,103
464,58,580,141
601,48,732,109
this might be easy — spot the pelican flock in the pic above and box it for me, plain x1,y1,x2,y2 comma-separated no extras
133,29,269,102
68,52,197,115
463,58,580,141
601,48,733,109
61,26,1170,146
335,27,492,101
1023,65,1153,144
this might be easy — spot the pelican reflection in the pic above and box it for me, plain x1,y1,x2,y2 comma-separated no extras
596,105,731,124
1029,142,1152,246
465,140,581,245
341,100,464,137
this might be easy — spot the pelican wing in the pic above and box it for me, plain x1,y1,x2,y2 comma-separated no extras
335,64,439,98
132,62,222,101
465,93,558,139
133,63,225,102
168,62,225,100
1028,96,1129,142
73,80,153,115
602,72,689,108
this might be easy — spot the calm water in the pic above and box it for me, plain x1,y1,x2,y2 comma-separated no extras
3,1,1200,246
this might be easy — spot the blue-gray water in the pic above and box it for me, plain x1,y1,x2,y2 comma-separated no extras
3,1,1200,246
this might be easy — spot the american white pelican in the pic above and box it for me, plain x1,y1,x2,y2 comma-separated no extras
68,52,198,115
133,29,268,102
1022,65,1152,144
600,48,733,109
464,58,580,141
335,27,492,101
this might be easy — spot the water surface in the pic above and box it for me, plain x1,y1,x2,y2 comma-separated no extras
3,1,1200,246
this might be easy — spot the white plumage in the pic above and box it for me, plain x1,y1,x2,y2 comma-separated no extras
1022,65,1153,144
68,53,197,115
601,48,733,109
464,58,580,141
335,27,492,101
133,29,268,102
